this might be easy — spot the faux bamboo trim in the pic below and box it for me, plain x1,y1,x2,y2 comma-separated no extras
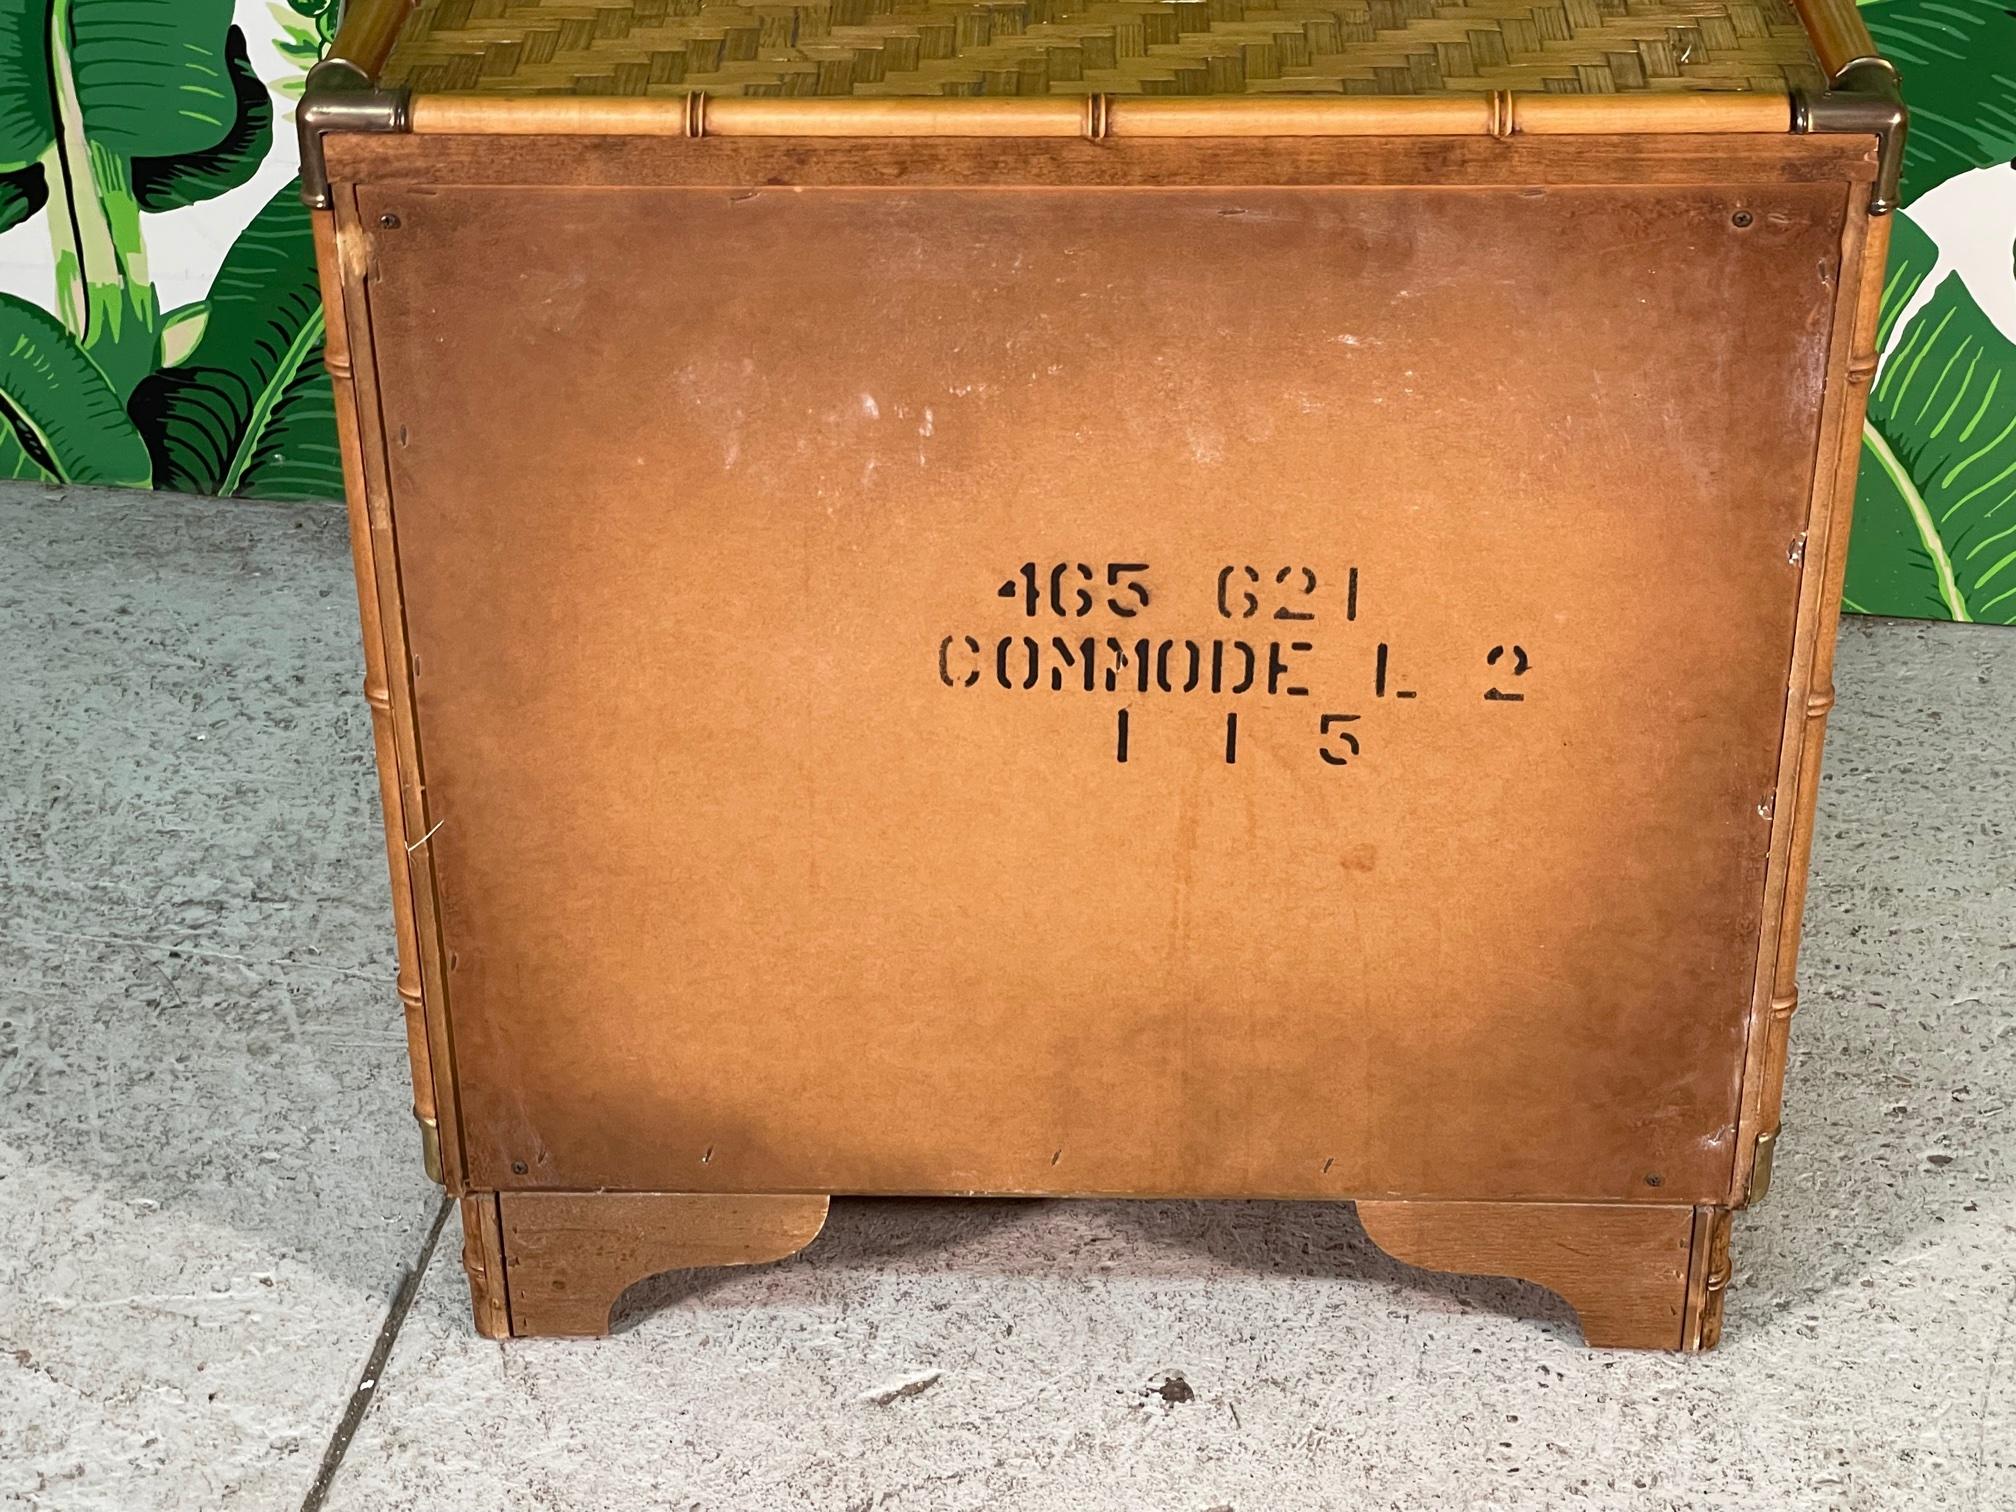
1761,208,1892,1070
407,90,1794,140
1735,201,1891,1207
714,95,1100,138
313,208,441,1188
325,0,420,81
459,1193,511,1339
1786,0,1884,79
1727,185,1868,1210
326,192,470,1196
1511,92,1792,135
1101,97,1490,138
1683,1207,1735,1351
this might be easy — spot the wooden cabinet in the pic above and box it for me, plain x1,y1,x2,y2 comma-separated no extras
308,0,1899,1348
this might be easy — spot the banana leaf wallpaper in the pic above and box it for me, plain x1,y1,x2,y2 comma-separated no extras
0,1,2011,622
0,0,338,497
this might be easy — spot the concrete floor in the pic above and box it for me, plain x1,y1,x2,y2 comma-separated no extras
1,480,2012,1512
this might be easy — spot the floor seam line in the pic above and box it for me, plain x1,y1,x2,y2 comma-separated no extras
299,1193,454,1512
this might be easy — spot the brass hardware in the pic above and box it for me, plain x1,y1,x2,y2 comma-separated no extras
1746,1127,1780,1207
1792,57,1907,215
299,60,411,211
417,1110,444,1185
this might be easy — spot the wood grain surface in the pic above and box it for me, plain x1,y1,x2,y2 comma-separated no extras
347,174,1852,1207
500,1193,831,1336
324,131,1876,192
1357,1200,1698,1349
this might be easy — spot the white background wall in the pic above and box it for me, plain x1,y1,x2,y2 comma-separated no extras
1892,164,2016,355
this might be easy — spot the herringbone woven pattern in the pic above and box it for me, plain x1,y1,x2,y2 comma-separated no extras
383,0,1826,98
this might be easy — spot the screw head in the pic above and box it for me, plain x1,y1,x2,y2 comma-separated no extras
379,212,402,229
511,1160,528,1175
1731,210,1755,229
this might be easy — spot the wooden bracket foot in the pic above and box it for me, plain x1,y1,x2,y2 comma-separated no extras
1357,1199,1733,1351
457,1191,831,1338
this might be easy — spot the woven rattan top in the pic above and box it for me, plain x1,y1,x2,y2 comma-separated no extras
383,0,1828,99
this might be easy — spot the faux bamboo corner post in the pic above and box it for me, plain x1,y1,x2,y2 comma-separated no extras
304,0,1901,1349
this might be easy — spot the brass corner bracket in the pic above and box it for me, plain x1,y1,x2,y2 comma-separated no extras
299,59,411,211
1793,57,1908,216
417,1110,445,1185
1742,1126,1780,1208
